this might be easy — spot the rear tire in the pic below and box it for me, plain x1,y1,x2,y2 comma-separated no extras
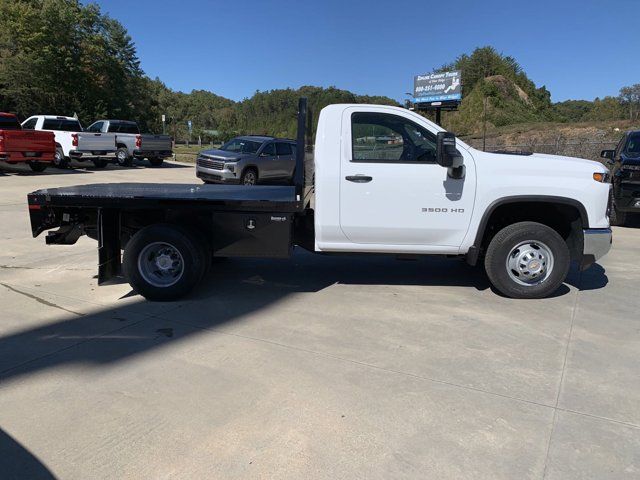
27,161,47,172
53,147,69,169
148,157,164,167
123,224,207,301
116,147,133,167
484,221,570,299
241,168,258,185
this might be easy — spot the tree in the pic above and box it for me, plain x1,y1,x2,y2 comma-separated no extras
0,0,147,125
619,84,640,120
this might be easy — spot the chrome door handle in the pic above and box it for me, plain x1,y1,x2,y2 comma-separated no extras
345,175,372,183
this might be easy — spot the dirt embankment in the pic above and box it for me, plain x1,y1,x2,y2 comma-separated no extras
461,120,640,161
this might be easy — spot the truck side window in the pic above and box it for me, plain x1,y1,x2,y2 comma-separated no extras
351,112,436,163
261,142,276,156
276,142,292,156
88,122,104,133
22,118,37,130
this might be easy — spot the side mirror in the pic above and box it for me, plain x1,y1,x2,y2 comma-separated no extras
601,149,615,161
436,131,464,178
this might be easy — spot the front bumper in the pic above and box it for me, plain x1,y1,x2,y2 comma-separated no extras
580,228,612,270
196,164,240,184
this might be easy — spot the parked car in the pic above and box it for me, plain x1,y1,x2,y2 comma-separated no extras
0,113,55,172
27,98,611,301
196,135,297,185
601,130,640,225
21,115,117,169
85,119,173,167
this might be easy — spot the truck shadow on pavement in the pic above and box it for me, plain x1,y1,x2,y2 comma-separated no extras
0,251,608,479
0,428,56,480
0,250,608,384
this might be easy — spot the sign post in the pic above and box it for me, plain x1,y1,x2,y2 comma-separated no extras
412,70,462,126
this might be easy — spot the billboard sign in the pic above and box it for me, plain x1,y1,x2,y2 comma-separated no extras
413,70,462,104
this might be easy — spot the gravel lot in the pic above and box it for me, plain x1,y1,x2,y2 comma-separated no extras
0,161,638,479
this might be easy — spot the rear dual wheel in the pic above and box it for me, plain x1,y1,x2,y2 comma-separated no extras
27,161,47,172
53,147,69,169
123,224,210,301
116,147,133,167
484,221,570,299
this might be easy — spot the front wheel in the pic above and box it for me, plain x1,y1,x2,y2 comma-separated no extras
123,224,208,301
609,189,627,226
27,161,47,172
484,221,570,299
241,168,258,185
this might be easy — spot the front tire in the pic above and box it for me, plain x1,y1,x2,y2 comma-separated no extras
123,224,207,301
609,189,626,226
27,161,47,172
241,168,258,185
484,221,570,299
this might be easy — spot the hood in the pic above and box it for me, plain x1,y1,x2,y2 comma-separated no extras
472,148,607,175
199,149,252,161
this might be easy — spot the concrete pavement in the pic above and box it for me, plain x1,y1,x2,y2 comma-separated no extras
0,161,638,479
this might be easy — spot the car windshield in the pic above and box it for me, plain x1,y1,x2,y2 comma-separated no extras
0,116,21,130
626,133,640,157
220,138,262,154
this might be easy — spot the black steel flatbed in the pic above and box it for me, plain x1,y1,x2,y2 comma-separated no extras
26,98,315,294
28,183,301,212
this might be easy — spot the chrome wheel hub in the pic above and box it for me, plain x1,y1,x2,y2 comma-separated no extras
138,242,184,287
506,240,554,286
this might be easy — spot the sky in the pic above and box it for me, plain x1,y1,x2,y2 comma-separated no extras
92,0,640,103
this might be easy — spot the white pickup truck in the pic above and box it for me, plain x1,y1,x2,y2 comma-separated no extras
86,119,173,167
27,98,612,301
21,115,117,168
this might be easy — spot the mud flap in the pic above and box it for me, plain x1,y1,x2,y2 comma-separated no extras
97,209,121,284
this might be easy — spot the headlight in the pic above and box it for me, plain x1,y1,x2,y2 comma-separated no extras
226,163,235,173
593,172,610,183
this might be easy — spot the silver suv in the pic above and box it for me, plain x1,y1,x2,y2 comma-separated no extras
196,135,297,185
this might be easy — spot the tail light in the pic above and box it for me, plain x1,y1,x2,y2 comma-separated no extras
135,135,141,149
71,133,78,147
0,133,4,151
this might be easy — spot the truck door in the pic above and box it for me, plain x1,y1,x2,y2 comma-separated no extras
339,107,476,247
275,142,295,179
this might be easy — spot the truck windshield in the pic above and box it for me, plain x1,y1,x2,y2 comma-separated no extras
0,116,21,130
626,133,640,158
220,138,262,154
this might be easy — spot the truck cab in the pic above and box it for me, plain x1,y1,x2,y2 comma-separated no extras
26,98,612,301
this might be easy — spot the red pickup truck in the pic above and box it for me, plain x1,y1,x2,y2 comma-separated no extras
0,113,55,172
